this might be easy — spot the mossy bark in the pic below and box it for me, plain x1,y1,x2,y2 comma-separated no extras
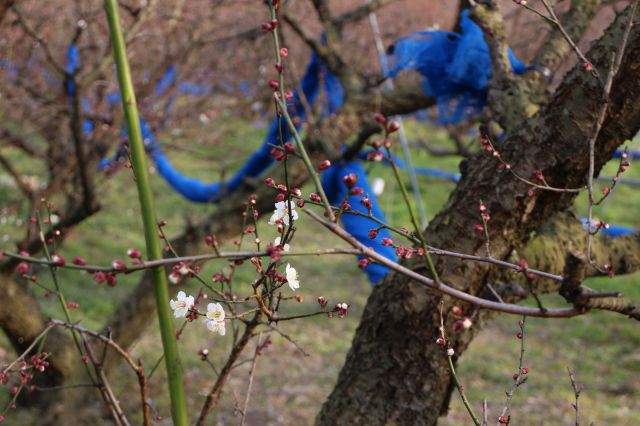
316,6,640,425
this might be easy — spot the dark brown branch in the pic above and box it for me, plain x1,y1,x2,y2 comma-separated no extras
11,5,65,75
196,313,262,426
333,0,395,30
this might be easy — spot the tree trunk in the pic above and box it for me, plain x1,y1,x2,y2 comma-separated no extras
0,273,75,394
316,6,640,425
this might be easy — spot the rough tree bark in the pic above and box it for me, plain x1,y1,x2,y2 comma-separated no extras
316,5,640,425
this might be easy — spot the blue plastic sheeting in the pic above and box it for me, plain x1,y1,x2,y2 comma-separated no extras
154,64,177,97
386,10,528,124
580,217,637,237
321,161,398,283
63,44,94,136
613,150,640,158
65,44,81,96
145,51,344,202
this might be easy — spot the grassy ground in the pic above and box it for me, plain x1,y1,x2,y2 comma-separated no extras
0,119,638,425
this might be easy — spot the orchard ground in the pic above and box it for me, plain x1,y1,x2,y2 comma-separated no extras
1,118,638,425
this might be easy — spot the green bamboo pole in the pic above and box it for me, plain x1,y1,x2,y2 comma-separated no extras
104,1,189,424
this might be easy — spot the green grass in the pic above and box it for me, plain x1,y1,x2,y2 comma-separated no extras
0,119,638,424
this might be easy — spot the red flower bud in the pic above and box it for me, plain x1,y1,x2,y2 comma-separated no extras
318,160,331,171
343,173,358,188
268,79,279,90
360,197,372,211
51,254,65,267
367,151,384,162
127,249,141,259
283,142,296,153
112,259,126,270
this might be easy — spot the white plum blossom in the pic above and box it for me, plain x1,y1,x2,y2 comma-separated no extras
178,264,190,276
285,264,300,291
462,317,473,329
169,291,194,318
268,201,298,226
168,271,182,284
204,303,226,336
274,236,290,252
371,177,385,196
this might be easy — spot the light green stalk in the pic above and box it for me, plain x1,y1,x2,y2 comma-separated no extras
103,1,188,424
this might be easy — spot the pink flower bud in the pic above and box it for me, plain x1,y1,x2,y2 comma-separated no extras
296,199,305,208
264,177,275,186
451,306,462,316
436,337,446,347
317,296,327,307
373,112,386,125
358,258,369,269
368,229,379,239
280,47,288,57
386,121,400,133
350,187,364,196
112,260,126,270
94,271,107,284
310,193,321,202
381,237,393,246
268,79,279,90
15,262,29,275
